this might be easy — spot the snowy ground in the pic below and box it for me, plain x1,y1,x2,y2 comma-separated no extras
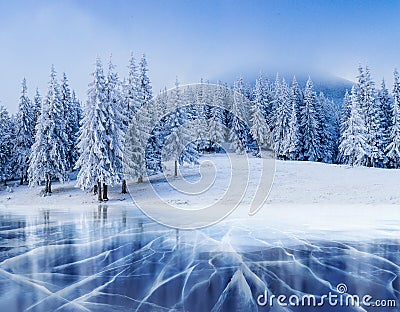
0,155,399,311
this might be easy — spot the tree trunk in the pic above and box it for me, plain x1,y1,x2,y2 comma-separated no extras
20,176,24,185
137,176,143,183
45,179,50,194
97,181,103,202
121,179,127,193
48,178,52,193
94,184,98,194
103,183,108,201
174,160,178,177
3,179,7,186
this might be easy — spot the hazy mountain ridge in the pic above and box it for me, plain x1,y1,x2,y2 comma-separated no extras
215,70,354,106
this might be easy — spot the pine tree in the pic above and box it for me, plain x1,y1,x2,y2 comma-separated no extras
28,66,69,193
253,73,272,126
103,58,126,197
32,88,42,135
0,106,14,185
283,103,301,160
318,92,335,163
144,90,168,177
378,79,393,167
229,77,249,154
357,65,379,166
76,58,118,201
138,54,153,105
14,78,34,184
208,83,226,152
163,78,198,175
271,78,291,158
340,90,351,141
124,53,141,121
300,78,323,161
124,115,146,182
250,101,270,152
286,77,303,160
338,86,370,166
60,73,78,170
386,69,400,168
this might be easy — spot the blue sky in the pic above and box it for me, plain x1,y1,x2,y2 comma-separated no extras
1,0,400,112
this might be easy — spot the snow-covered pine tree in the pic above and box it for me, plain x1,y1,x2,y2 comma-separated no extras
208,83,226,152
124,53,141,121
318,92,335,163
325,97,341,162
300,78,323,161
103,58,126,197
32,88,42,136
340,89,351,142
60,73,78,170
386,69,400,168
250,101,270,152
138,54,153,106
378,79,393,167
357,65,380,166
71,90,82,139
0,106,15,185
287,77,303,160
28,66,69,193
253,73,270,125
124,115,146,181
281,101,300,160
229,77,249,154
14,78,35,184
163,78,198,175
193,79,207,151
338,86,370,166
145,88,168,175
271,78,291,158
76,58,116,201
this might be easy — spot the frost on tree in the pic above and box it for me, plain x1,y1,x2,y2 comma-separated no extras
138,54,153,106
281,101,300,160
105,58,126,189
61,73,80,170
28,66,69,193
271,78,291,158
162,79,198,176
229,77,249,154
32,88,42,137
378,79,393,166
300,78,323,161
284,77,303,160
124,53,141,121
250,101,270,152
145,90,168,176
253,73,273,130
0,106,14,185
208,83,226,152
356,65,384,167
124,116,146,182
340,89,351,144
338,86,370,166
386,69,400,168
76,58,124,201
14,78,34,184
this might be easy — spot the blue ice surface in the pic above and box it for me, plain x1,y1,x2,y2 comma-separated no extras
0,206,398,312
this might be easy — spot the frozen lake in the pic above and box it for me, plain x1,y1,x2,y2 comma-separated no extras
0,204,399,312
